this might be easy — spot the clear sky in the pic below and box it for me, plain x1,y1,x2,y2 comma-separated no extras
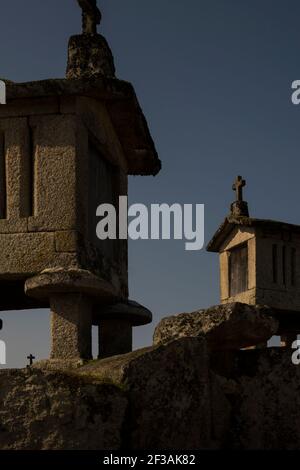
0,0,299,367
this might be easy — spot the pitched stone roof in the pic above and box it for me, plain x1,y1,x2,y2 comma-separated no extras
207,216,300,252
2,77,161,176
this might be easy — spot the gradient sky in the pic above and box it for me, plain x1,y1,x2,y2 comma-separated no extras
0,0,299,367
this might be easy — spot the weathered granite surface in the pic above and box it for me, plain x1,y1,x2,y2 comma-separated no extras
221,348,300,450
0,368,127,450
66,34,116,79
2,78,161,177
78,337,212,450
153,302,279,350
0,320,299,450
0,338,215,450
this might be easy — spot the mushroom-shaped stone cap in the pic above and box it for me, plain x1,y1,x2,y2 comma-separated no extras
25,268,119,304
93,300,152,326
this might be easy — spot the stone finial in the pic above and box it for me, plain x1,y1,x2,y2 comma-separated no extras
230,175,249,217
66,1,115,79
77,0,101,35
232,175,246,202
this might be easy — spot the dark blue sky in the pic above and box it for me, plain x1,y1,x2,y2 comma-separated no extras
0,0,299,366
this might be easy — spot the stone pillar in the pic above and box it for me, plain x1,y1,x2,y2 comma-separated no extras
230,200,249,217
66,34,115,79
95,300,152,359
98,319,132,359
50,293,92,360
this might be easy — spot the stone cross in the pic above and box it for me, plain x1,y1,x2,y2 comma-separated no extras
77,0,102,35
27,354,35,366
232,176,246,202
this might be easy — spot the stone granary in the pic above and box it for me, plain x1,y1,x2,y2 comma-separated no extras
0,1,160,361
207,176,300,343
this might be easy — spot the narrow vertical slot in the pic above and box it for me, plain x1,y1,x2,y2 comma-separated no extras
0,132,7,219
282,245,286,286
28,125,35,217
291,247,296,287
272,244,278,283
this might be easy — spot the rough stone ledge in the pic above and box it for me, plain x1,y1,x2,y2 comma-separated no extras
1,341,300,449
25,268,119,303
94,300,153,327
71,337,212,450
153,302,279,350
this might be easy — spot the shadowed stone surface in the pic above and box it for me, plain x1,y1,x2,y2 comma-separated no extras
95,301,153,358
216,348,300,449
0,338,216,450
78,337,212,450
0,369,127,450
153,302,279,350
1,340,300,450
98,319,133,359
66,35,115,79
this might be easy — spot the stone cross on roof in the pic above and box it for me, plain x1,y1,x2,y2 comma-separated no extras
77,0,102,35
232,175,246,202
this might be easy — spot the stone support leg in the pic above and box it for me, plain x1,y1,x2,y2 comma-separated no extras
98,319,132,359
50,293,92,360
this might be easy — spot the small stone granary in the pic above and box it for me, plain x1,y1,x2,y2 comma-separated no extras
207,176,300,343
0,1,160,362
